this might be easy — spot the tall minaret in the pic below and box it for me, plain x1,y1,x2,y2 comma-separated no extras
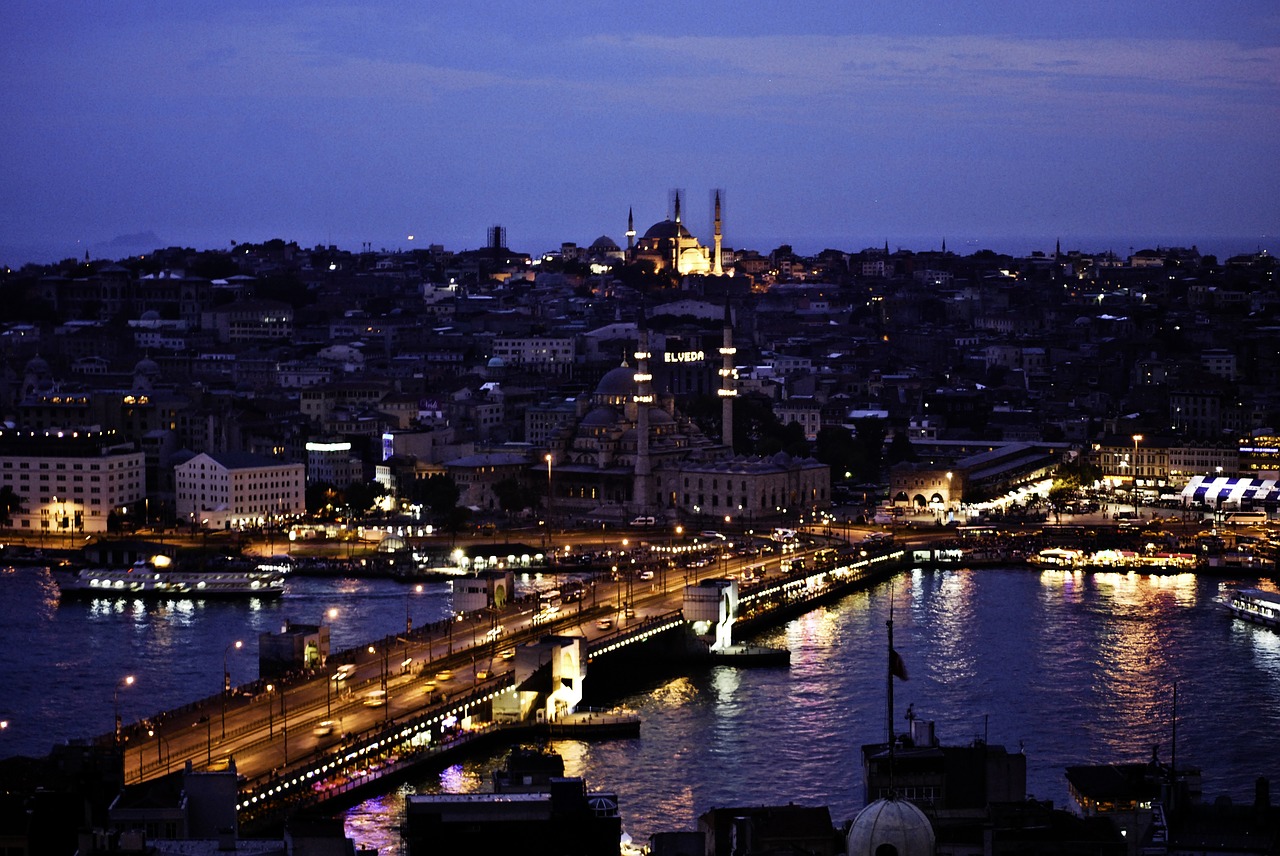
718,298,737,449
673,190,682,224
713,190,723,276
633,304,655,509
626,207,636,253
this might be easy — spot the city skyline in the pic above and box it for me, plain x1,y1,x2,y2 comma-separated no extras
4,1,1278,265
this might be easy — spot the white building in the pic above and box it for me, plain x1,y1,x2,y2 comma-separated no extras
175,451,305,530
0,429,145,534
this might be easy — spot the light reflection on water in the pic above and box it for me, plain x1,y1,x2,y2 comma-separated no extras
341,567,1280,850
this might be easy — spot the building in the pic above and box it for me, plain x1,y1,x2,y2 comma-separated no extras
0,428,145,534
174,451,305,530
304,439,363,486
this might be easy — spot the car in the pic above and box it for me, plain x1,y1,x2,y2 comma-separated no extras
313,720,334,737
630,516,656,527
362,690,387,708
420,681,437,694
596,618,614,631
435,669,454,681
639,570,654,580
475,670,489,680
501,648,516,660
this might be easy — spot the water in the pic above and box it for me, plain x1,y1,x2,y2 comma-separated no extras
4,565,1279,855
0,565,550,753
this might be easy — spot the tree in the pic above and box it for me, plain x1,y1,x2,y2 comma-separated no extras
409,474,461,521
0,486,25,526
492,477,537,517
886,431,918,465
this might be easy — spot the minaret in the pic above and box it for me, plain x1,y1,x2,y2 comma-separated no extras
718,298,737,449
633,304,655,510
673,190,682,224
626,207,636,252
713,190,723,276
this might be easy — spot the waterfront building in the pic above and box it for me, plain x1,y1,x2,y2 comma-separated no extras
304,438,362,486
0,428,145,534
174,451,305,530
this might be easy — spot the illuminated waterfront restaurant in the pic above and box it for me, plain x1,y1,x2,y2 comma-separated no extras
1179,474,1280,513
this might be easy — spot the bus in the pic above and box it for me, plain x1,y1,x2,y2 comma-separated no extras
1224,511,1269,526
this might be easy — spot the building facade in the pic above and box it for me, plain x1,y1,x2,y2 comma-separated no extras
175,451,305,530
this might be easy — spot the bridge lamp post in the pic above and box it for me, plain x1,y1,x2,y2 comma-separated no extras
221,639,242,739
1131,434,1143,515
369,645,389,722
266,684,275,737
545,454,554,533
113,675,135,745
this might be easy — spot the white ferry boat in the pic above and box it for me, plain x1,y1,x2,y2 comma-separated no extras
1225,588,1280,629
54,555,285,599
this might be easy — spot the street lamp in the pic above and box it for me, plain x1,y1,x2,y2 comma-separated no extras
266,683,276,737
114,675,135,744
406,583,423,634
369,645,389,722
221,639,242,738
1132,434,1144,515
545,454,553,527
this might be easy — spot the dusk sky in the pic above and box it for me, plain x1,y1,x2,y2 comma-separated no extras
4,1,1279,264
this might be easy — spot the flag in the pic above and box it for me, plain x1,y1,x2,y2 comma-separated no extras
890,648,908,681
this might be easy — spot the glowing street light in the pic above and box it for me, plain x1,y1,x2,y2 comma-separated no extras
221,639,242,738
114,675,135,744
1131,434,1144,515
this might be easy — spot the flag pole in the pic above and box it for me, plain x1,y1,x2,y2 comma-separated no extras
887,584,895,746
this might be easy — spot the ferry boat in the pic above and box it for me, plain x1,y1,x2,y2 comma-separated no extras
53,555,285,599
1224,588,1280,629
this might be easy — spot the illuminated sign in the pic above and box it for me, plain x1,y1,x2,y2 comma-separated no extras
664,350,706,364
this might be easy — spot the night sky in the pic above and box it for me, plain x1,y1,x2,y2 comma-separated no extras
3,1,1278,263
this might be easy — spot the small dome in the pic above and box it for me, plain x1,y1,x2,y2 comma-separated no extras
642,219,693,241
24,355,50,376
846,798,935,856
580,406,621,428
647,407,674,425
589,234,620,251
487,356,506,368
134,357,161,377
140,310,161,320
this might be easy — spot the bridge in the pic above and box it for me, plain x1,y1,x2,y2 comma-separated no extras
108,536,913,831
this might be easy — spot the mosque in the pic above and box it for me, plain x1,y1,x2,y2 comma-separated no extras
543,299,830,526
627,190,725,277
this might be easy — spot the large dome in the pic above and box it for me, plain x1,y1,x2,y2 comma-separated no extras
642,219,693,241
594,364,635,398
846,798,935,856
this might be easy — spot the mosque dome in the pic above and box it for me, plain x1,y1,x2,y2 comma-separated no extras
845,798,935,856
24,354,51,377
594,364,635,399
589,235,620,252
487,356,506,368
642,219,694,241
134,357,161,378
647,407,674,426
580,406,621,428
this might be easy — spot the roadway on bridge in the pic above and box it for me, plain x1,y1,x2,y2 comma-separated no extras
124,531,866,788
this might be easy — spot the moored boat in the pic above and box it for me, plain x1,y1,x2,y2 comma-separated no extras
53,555,285,599
1224,588,1280,629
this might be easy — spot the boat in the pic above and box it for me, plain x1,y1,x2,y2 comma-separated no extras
1224,588,1280,629
53,555,285,599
